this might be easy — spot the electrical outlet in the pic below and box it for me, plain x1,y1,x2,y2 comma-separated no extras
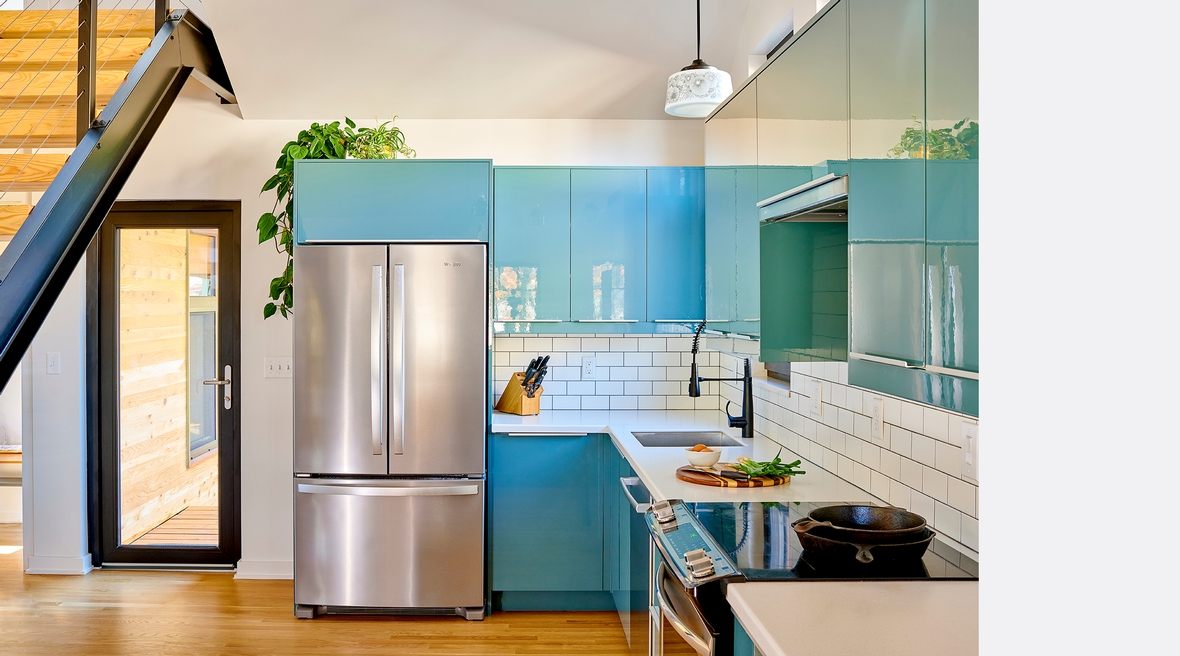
264,356,293,378
46,352,61,375
961,421,979,483
581,356,596,379
870,396,885,443
807,380,822,416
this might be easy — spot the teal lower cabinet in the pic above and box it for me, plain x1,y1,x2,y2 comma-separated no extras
607,439,652,656
490,433,612,611
759,221,848,363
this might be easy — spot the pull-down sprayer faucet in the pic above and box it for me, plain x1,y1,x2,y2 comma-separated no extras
687,321,754,438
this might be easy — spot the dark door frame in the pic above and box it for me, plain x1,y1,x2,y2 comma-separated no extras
86,200,241,566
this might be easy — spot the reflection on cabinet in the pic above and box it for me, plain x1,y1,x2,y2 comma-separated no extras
570,169,648,322
647,168,705,321
760,221,848,363
704,167,737,324
493,168,571,322
735,168,762,323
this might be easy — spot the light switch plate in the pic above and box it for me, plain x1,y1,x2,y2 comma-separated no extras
582,356,596,379
264,356,293,378
46,352,61,375
961,421,979,483
807,380,822,416
870,396,885,443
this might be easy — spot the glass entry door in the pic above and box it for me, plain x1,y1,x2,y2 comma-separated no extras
92,202,240,566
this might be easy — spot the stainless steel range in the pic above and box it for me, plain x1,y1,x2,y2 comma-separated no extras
645,499,978,655
293,242,488,620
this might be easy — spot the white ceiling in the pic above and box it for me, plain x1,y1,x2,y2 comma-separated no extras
200,0,813,120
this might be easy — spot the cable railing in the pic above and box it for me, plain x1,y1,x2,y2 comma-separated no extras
0,0,161,244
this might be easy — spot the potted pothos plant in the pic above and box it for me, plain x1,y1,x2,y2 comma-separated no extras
256,118,415,319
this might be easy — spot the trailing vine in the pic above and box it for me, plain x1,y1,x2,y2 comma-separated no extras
256,118,415,319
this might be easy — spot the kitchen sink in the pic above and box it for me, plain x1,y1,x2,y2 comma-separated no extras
630,431,747,448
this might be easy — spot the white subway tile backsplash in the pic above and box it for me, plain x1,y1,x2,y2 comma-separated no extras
900,402,925,433
923,407,950,442
653,352,681,367
638,337,667,351
934,502,961,542
552,395,581,410
638,396,667,410
625,381,652,396
960,515,979,551
609,366,638,381
552,337,581,351
581,337,610,351
880,450,902,480
610,396,638,410
910,492,936,521
831,384,847,408
870,470,890,500
595,352,625,367
922,466,949,504
666,396,694,410
566,381,595,395
853,413,871,441
911,433,936,467
581,395,609,410
624,352,653,367
494,337,523,351
551,366,580,381
609,337,639,352
854,462,872,491
900,457,924,489
883,397,902,425
543,381,566,396
596,381,624,396
653,381,681,395
889,426,912,457
838,408,855,434
947,477,977,517
639,367,667,381
935,440,963,478
846,388,863,414
523,337,552,352
889,478,911,508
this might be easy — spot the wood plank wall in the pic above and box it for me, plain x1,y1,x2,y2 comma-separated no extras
118,228,217,544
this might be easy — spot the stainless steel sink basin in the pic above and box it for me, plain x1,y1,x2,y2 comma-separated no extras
630,431,747,447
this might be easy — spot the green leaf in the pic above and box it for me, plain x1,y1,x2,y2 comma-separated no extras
260,174,281,193
269,276,283,300
279,306,289,319
264,303,277,319
256,212,277,231
259,224,278,243
283,287,293,307
345,117,356,129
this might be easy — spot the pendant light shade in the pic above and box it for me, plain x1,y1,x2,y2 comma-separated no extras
665,0,732,118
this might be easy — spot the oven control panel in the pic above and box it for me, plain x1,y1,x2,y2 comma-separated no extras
645,500,741,588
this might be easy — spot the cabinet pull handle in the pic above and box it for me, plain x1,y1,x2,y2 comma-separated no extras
503,432,588,437
620,477,650,513
849,352,925,369
925,364,980,381
573,319,639,323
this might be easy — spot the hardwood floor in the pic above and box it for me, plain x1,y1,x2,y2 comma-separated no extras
0,524,653,655
130,506,218,546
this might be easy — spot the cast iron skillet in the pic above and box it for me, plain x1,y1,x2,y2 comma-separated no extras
792,518,935,564
794,505,928,544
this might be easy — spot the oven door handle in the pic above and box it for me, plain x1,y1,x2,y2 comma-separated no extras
620,476,651,513
656,565,714,656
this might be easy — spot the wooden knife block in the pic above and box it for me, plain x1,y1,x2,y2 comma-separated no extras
495,371,543,416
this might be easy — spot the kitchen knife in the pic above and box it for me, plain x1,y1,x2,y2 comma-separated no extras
521,357,539,387
526,364,547,396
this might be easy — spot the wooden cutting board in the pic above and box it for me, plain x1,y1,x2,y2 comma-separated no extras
675,465,792,488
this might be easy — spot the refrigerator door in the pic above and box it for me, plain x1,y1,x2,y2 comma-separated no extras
294,478,485,608
294,245,389,475
388,243,488,475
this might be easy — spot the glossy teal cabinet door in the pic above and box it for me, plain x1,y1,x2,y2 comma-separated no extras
493,168,571,321
647,168,705,321
294,159,490,243
490,434,603,592
607,441,650,655
757,166,814,205
704,167,736,323
848,0,926,366
735,168,763,323
571,169,647,321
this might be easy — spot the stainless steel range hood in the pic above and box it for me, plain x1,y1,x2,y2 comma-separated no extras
757,174,848,223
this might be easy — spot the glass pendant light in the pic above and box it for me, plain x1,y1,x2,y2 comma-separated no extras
665,0,733,118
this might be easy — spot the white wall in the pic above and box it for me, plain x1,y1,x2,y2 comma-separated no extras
22,263,91,574
111,79,704,578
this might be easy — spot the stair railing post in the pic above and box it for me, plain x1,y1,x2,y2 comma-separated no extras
155,0,169,34
77,0,97,144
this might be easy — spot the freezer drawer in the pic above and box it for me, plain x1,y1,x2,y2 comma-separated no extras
295,478,485,610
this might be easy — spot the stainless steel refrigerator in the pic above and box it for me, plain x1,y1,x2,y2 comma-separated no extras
293,243,488,620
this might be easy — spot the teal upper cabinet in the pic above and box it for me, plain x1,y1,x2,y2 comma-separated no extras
756,0,848,183
570,169,647,321
848,0,926,366
647,168,705,321
294,159,490,243
925,0,979,377
704,167,737,323
703,77,757,329
493,168,571,322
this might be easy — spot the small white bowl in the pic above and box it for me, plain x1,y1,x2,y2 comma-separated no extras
685,447,722,468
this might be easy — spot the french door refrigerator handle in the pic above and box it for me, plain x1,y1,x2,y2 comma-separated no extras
391,263,406,456
371,265,385,456
297,483,479,497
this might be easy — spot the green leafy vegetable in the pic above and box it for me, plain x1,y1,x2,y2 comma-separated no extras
734,449,806,478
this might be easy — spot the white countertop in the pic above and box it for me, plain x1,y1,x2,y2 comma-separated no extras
492,409,877,504
727,581,978,656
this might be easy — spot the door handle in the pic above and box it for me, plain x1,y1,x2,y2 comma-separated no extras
620,477,651,513
849,351,925,369
656,564,713,656
202,364,232,409
371,265,386,456
297,483,478,497
391,263,406,456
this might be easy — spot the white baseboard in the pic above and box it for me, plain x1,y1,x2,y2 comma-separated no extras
26,553,92,575
235,559,293,579
0,512,21,523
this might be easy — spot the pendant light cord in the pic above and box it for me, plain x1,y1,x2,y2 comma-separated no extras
696,0,701,61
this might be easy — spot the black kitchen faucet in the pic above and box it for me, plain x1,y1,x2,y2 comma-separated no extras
687,321,754,438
